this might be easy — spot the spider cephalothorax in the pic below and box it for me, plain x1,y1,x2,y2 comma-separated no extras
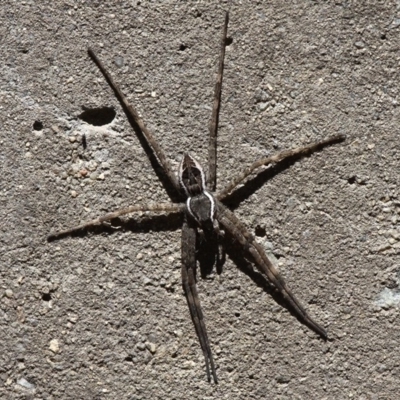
179,153,217,228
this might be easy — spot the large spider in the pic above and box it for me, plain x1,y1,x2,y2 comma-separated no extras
48,12,345,383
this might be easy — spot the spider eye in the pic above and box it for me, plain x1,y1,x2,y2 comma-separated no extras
178,153,206,197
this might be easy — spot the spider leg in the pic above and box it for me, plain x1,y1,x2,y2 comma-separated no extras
216,134,345,201
87,49,181,192
216,201,327,339
48,203,184,241
207,11,229,191
181,218,218,383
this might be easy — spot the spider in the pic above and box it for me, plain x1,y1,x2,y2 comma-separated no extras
48,12,345,383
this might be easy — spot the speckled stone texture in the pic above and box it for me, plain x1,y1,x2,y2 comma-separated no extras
1,1,400,399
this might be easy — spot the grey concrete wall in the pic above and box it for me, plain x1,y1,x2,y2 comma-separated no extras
1,1,399,398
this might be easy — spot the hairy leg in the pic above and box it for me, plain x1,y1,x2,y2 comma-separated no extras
207,12,229,191
217,201,327,339
181,218,218,383
88,49,181,192
48,203,184,241
217,134,345,200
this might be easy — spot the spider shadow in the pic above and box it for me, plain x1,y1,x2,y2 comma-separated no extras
223,233,327,340
196,230,226,279
221,143,335,210
122,109,182,203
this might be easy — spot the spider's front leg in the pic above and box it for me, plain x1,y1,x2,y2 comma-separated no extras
217,134,346,200
207,11,229,191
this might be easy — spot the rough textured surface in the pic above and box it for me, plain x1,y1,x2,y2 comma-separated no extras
1,1,400,399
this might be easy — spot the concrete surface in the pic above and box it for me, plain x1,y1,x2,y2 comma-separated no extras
1,1,400,399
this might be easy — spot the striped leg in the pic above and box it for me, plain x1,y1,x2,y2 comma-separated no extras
48,203,184,241
217,200,327,339
88,49,181,192
181,217,218,383
207,12,229,191
217,134,345,200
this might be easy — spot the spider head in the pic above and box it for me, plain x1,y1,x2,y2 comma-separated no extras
178,153,206,197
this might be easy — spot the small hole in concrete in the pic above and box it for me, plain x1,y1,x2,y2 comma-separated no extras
255,225,266,237
33,120,43,131
78,106,116,126
347,176,356,184
179,43,187,51
42,293,51,302
82,134,87,149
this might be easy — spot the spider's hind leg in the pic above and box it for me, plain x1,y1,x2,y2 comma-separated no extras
181,217,218,383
